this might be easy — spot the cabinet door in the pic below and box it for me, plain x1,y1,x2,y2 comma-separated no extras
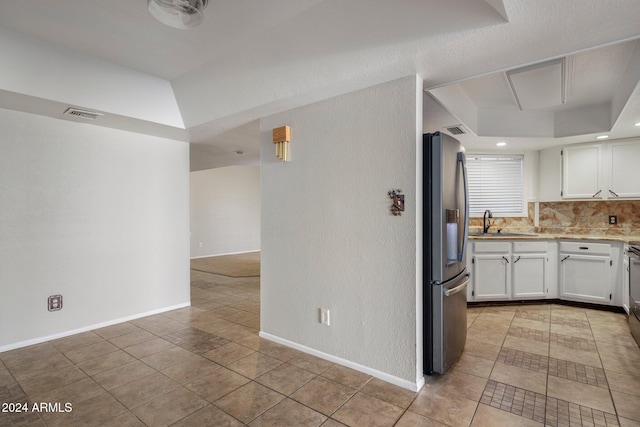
473,254,510,300
560,254,611,304
609,140,640,198
562,145,602,199
512,254,546,298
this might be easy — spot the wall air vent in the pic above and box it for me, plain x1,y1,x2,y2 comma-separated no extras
63,108,103,120
445,125,466,135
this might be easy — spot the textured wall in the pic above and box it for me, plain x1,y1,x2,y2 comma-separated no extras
260,76,423,388
190,166,260,257
0,108,190,350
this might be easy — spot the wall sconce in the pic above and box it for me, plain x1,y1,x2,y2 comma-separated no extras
273,125,291,161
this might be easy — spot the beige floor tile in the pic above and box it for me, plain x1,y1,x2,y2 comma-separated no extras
226,352,283,379
40,392,128,427
470,403,543,427
96,410,147,427
549,322,594,340
7,352,72,381
123,337,175,359
0,342,61,369
597,342,640,363
510,317,550,332
107,329,156,348
451,352,495,379
424,369,488,402
249,398,326,427
30,377,104,406
171,404,244,427
605,369,640,396
62,340,119,364
546,376,615,413
76,350,137,376
288,353,335,374
464,337,503,361
131,386,208,426
18,364,88,398
93,322,142,340
408,388,478,427
50,332,104,354
620,416,640,427
184,367,250,402
255,362,317,396
395,410,448,426
549,342,602,368
489,362,547,395
465,326,507,347
202,341,255,365
592,329,639,348
333,392,404,427
601,353,640,376
142,318,189,336
110,371,179,409
161,355,222,384
321,419,349,427
502,336,549,357
140,345,200,370
290,376,356,416
92,360,156,390
321,364,372,389
214,381,285,424
359,377,417,409
613,390,640,422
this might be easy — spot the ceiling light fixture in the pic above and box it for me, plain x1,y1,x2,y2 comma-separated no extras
596,135,609,140
148,0,208,29
496,142,507,147
635,122,640,127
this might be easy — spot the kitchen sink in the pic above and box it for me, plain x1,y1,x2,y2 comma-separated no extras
468,232,536,237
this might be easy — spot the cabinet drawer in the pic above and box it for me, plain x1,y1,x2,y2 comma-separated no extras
513,241,548,253
559,241,610,256
473,241,511,253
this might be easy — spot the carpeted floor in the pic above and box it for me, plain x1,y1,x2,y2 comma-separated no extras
190,251,260,277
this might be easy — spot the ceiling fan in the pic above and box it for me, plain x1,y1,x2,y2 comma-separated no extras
147,0,209,29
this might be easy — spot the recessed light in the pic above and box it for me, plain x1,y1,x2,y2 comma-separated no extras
496,142,507,147
635,122,640,127
596,135,609,140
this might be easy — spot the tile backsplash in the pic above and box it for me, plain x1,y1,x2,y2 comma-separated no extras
469,200,640,236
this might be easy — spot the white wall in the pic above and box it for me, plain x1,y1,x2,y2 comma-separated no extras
0,108,190,351
190,166,260,258
260,75,423,390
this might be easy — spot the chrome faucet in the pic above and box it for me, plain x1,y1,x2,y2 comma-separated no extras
483,210,493,233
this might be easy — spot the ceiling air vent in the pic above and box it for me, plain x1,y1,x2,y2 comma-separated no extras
63,108,103,120
445,125,466,135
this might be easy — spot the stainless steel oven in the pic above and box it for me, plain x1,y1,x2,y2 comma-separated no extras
628,242,640,348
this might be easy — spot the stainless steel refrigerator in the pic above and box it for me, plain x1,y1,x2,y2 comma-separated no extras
423,132,470,375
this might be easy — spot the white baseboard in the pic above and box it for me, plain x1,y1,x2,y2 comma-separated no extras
259,331,425,392
190,249,260,260
0,302,191,354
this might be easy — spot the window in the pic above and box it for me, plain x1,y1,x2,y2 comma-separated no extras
467,154,524,216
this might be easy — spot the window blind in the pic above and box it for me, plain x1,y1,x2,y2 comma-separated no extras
466,154,524,215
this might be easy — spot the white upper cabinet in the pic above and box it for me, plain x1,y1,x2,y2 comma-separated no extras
562,144,602,199
539,139,640,201
609,140,640,198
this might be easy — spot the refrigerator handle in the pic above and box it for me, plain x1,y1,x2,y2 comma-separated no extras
457,152,469,263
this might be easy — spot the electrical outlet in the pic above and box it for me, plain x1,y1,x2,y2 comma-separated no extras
609,215,617,225
319,308,330,326
199,242,203,248
48,295,63,312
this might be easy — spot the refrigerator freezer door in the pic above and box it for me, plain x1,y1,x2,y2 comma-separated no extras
432,271,469,374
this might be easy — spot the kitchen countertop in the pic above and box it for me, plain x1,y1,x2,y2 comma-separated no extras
468,232,640,244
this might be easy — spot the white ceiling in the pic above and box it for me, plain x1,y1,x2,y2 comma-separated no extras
1,0,640,168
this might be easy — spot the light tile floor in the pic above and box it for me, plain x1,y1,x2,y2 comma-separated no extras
1,258,640,426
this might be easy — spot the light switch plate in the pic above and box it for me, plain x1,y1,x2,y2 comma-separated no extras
609,215,617,225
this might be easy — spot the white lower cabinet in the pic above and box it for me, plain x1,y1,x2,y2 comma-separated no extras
473,254,511,300
512,254,547,298
558,242,613,305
